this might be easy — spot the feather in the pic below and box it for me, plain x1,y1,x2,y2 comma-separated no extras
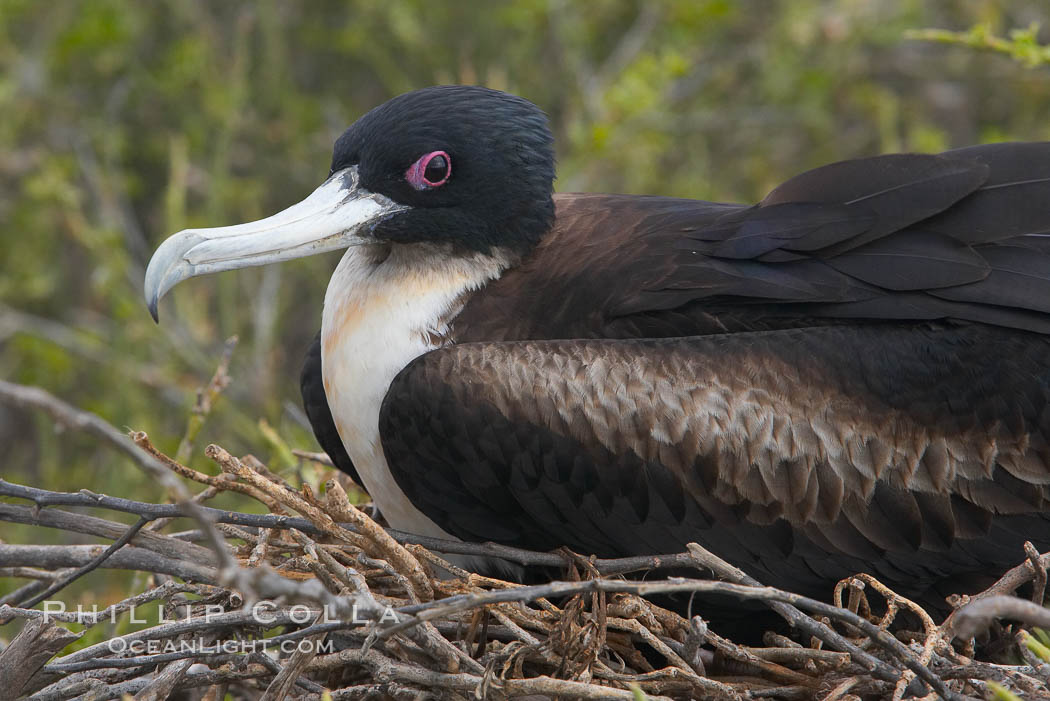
858,484,923,552
923,143,1050,244
761,153,988,252
712,202,873,258
913,492,955,550
943,142,1050,184
931,246,1050,314
299,332,360,485
826,231,989,291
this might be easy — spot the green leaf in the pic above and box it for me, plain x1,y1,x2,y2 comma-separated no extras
1023,629,1050,663
1033,627,1050,649
986,680,1023,701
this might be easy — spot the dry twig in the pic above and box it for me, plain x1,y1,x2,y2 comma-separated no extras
4,377,1050,700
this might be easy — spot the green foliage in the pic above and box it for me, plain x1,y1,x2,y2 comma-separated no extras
909,22,1050,67
986,680,1024,701
1022,629,1050,663
1033,626,1050,649
2,0,1049,603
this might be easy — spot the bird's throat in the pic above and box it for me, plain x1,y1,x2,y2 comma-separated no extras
320,243,510,537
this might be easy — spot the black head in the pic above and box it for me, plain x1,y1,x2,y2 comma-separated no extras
330,85,556,255
144,86,556,320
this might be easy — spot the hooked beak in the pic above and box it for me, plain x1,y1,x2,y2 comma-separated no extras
144,166,406,321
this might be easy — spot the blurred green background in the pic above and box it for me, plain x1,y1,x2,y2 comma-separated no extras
2,1,1050,604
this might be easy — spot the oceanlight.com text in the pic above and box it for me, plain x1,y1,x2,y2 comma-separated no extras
107,638,336,655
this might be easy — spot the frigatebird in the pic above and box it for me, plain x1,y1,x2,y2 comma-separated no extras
145,85,1050,605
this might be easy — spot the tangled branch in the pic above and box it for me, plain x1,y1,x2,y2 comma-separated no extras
3,378,1050,700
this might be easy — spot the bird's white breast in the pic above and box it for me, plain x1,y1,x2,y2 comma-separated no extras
320,243,506,539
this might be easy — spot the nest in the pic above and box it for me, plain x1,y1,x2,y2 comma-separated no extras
2,368,1050,700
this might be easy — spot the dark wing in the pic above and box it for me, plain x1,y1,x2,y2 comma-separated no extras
457,143,1050,342
300,331,360,485
381,325,1050,600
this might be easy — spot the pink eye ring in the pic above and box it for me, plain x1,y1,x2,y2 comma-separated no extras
406,150,451,190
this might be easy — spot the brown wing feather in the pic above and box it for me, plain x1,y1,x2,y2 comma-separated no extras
381,324,1050,601
458,143,1050,341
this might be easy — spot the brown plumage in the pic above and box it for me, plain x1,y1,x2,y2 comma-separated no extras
381,326,1050,601
301,142,1050,606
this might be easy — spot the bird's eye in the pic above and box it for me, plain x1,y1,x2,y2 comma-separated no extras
406,151,451,190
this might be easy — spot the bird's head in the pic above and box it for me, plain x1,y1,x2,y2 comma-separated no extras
144,85,555,320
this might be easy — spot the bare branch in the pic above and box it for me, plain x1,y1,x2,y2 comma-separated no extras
7,388,1040,700
259,613,324,701
386,574,955,699
292,448,334,467
174,334,238,465
684,542,922,695
0,503,214,565
1026,541,1048,605
19,515,152,607
0,380,186,489
0,381,236,575
0,616,81,698
0,544,217,583
308,646,680,701
953,595,1050,639
0,478,699,574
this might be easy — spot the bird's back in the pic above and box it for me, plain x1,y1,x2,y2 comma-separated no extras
460,142,1050,343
